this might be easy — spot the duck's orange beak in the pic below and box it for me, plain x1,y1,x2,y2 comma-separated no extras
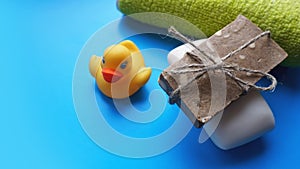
102,68,123,83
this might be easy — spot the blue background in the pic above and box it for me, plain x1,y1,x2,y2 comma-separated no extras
1,0,300,168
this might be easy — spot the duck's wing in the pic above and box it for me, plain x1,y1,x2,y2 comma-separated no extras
130,67,152,89
119,40,140,53
89,55,102,78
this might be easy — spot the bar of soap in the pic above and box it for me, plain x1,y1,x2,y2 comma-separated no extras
159,15,287,128
168,40,275,150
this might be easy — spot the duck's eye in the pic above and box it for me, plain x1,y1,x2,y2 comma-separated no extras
102,57,105,64
120,61,128,69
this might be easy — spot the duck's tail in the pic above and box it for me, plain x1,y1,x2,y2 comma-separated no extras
119,40,140,53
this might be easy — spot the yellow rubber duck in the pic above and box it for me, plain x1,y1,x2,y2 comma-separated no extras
89,40,152,99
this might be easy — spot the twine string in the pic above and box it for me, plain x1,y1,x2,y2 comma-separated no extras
167,26,277,104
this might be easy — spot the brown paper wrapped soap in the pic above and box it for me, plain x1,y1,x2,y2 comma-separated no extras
159,15,288,128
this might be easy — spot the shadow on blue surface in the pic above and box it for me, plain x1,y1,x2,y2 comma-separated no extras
225,138,266,163
96,83,151,114
275,67,300,91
